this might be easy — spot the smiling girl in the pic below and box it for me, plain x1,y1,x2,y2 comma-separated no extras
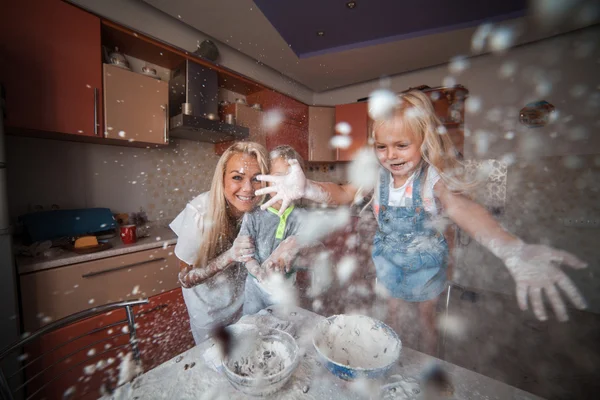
256,90,587,352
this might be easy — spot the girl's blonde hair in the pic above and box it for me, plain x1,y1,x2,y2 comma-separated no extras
194,141,269,267
372,90,469,191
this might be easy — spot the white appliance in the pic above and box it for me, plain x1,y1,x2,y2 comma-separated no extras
0,83,21,377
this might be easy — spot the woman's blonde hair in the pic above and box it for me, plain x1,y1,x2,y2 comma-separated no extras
194,142,269,267
372,90,469,191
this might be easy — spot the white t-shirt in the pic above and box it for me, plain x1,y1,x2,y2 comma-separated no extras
372,167,441,218
169,192,246,343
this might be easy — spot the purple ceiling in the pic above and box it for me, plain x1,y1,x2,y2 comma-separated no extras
253,0,527,58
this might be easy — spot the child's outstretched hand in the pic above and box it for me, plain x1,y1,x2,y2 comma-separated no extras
500,242,588,322
256,160,307,216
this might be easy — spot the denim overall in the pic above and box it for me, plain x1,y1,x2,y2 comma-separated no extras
372,166,448,301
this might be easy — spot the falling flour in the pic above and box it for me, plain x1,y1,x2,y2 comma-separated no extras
314,315,401,369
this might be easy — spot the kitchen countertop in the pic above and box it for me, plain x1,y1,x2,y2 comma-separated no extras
104,305,543,400
16,226,178,275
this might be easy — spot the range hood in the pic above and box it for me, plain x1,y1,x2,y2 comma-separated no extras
168,60,248,143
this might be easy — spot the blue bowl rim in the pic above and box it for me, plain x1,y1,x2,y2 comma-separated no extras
312,314,402,374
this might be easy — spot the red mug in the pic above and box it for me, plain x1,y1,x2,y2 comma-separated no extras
120,225,137,244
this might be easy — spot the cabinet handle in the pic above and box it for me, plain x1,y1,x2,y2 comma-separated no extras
81,257,167,278
136,303,169,318
163,104,168,143
94,88,99,136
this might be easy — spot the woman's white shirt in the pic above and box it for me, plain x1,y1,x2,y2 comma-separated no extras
169,192,246,344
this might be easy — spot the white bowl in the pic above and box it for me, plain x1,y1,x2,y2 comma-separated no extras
313,315,401,380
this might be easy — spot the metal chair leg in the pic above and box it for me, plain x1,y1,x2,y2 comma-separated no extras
0,369,14,400
125,306,141,364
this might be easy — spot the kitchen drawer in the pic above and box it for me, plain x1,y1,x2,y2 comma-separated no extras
20,246,179,332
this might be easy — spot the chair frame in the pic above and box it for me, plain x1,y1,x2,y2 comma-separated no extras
0,299,149,400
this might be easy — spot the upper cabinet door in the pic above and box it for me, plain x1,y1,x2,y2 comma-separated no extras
103,64,169,145
308,106,336,162
266,122,309,161
335,102,369,161
0,0,102,137
247,89,310,159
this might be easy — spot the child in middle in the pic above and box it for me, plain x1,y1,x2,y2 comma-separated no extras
239,145,308,315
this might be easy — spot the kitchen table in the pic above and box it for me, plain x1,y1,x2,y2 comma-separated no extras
103,305,543,399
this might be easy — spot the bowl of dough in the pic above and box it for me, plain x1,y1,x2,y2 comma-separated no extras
222,324,300,396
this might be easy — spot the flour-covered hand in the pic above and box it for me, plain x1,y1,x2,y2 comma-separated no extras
228,235,255,263
262,236,299,274
256,159,307,215
245,258,265,281
499,242,587,321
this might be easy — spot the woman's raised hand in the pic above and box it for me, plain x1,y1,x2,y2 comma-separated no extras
256,160,307,215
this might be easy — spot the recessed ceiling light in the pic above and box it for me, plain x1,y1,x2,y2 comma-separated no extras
346,1,357,9
316,31,325,37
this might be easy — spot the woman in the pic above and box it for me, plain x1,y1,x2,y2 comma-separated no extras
169,142,269,344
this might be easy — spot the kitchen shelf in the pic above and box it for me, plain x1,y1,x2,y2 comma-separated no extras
101,20,266,96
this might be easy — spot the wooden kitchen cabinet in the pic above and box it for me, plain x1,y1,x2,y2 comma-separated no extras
267,122,309,161
214,103,267,155
246,89,310,160
24,308,130,400
335,102,370,161
214,103,337,163
308,106,336,162
23,288,194,399
0,0,103,137
20,245,180,332
103,64,169,145
246,90,308,128
136,288,195,371
423,86,468,156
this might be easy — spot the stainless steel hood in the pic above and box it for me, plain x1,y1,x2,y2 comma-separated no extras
170,114,248,142
168,60,248,143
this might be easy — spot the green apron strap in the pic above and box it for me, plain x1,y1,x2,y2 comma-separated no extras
267,205,295,240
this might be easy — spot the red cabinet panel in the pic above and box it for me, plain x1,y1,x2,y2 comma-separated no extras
266,122,309,161
136,288,195,371
246,90,308,128
246,90,309,160
0,0,102,137
335,102,369,161
21,288,193,399
24,310,129,400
